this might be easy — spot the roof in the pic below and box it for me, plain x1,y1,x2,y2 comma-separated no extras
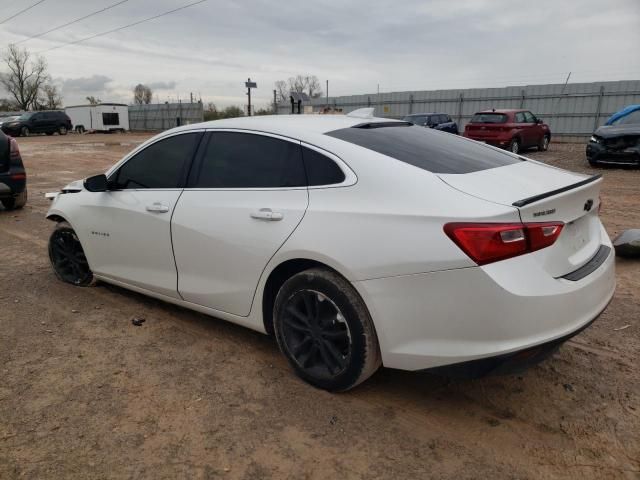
605,104,640,125
65,103,128,109
168,114,400,139
476,109,524,113
404,112,448,116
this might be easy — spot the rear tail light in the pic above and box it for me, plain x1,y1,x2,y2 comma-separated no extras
9,137,20,160
444,222,564,265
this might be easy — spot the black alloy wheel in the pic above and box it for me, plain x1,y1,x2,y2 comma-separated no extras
48,223,94,286
280,289,351,378
273,268,381,391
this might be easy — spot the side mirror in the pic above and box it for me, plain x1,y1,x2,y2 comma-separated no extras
536,118,543,124
84,174,108,192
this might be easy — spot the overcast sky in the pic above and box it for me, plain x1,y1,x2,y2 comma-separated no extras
1,0,639,109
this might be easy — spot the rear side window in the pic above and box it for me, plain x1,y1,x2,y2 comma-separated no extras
194,132,306,188
470,113,507,124
113,133,200,189
326,124,522,174
302,147,345,186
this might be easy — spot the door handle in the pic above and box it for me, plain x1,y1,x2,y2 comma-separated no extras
250,208,283,221
146,202,170,213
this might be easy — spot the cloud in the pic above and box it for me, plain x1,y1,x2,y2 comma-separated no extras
147,81,177,90
61,75,112,93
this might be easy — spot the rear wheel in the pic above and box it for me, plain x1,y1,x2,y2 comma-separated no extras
509,138,521,154
20,126,30,137
273,268,381,391
58,125,68,135
48,221,95,286
538,135,550,151
1,189,27,210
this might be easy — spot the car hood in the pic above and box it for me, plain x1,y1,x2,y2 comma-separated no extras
594,124,640,138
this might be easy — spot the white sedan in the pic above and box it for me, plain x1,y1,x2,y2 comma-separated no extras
46,109,616,391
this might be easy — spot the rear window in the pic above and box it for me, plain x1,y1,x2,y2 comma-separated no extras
326,124,522,174
470,113,508,124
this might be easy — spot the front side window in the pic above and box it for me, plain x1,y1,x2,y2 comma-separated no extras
112,133,200,189
524,111,536,123
193,132,306,188
515,112,526,123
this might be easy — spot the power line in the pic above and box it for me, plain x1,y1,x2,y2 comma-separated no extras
0,0,47,25
38,0,210,53
15,0,131,45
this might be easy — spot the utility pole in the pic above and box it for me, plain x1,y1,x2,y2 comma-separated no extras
245,77,257,116
326,79,329,110
273,89,277,114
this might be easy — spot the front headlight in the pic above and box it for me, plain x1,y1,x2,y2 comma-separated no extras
590,135,601,144
7,122,19,127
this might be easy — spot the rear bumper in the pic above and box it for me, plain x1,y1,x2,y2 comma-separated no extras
463,133,511,147
586,142,640,165
0,175,26,198
425,310,604,378
354,237,616,371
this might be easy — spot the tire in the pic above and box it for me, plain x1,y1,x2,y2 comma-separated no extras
538,135,550,152
76,126,85,134
273,268,381,391
48,221,96,287
58,125,68,135
20,126,30,137
1,189,27,210
509,138,520,154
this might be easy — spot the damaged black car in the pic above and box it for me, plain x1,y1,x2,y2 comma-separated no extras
587,106,640,167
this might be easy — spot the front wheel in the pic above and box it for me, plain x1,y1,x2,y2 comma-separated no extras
48,221,95,286
20,126,30,137
273,268,381,391
1,189,27,210
58,125,68,135
538,135,550,151
509,138,521,154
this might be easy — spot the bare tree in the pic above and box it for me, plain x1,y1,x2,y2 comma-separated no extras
40,84,62,109
133,83,153,105
275,75,323,101
0,45,50,110
274,80,288,102
86,96,101,105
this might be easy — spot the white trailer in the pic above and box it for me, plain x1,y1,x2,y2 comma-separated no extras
64,103,129,133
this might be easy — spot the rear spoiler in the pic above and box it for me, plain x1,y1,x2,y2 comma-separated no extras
512,174,602,207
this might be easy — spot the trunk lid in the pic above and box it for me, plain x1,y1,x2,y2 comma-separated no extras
439,161,604,277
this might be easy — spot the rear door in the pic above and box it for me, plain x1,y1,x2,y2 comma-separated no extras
171,131,309,316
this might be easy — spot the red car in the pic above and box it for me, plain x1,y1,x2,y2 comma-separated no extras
463,109,551,154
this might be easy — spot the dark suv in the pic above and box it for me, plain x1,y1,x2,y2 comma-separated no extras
0,130,27,210
1,111,72,137
402,113,459,134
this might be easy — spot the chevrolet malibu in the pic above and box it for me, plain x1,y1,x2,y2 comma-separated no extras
46,109,615,391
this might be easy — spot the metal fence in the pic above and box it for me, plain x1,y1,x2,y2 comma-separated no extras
129,102,204,131
276,80,640,141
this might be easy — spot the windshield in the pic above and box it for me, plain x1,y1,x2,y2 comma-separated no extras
470,113,507,124
610,110,640,126
18,112,34,120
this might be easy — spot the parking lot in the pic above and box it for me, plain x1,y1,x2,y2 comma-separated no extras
1,134,638,479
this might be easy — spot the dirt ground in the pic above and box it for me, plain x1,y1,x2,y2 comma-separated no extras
0,133,638,480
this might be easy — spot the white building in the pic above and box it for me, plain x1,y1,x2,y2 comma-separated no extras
64,103,129,133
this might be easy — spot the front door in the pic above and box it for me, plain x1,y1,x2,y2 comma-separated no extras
82,132,202,298
172,131,309,316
